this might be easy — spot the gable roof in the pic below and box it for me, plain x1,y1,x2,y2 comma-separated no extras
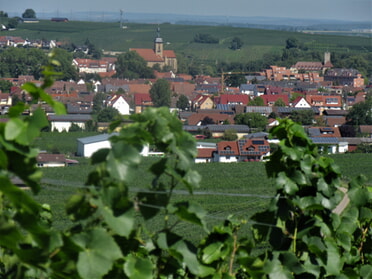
130,48,164,62
217,94,249,105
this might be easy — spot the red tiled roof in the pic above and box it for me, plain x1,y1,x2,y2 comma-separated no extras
262,94,289,106
218,94,249,105
197,148,216,158
187,113,235,125
134,93,152,105
130,48,164,62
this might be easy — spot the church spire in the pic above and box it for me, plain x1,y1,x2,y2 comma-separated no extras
154,26,163,57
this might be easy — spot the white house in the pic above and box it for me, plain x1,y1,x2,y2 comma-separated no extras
107,95,130,115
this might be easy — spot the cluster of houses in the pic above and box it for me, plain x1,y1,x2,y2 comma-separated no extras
1,31,371,167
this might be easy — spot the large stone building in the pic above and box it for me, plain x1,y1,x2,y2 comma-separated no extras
130,28,178,72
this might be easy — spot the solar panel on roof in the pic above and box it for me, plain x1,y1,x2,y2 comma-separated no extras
252,140,264,145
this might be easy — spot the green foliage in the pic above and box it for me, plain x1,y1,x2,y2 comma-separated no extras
0,48,47,78
6,17,18,29
251,119,372,278
230,37,244,50
97,107,120,122
235,112,268,131
0,58,371,278
115,51,155,79
346,98,372,125
290,109,314,125
22,9,36,18
222,129,238,141
0,79,12,92
248,96,264,106
274,97,286,107
176,94,190,110
149,78,171,107
193,33,219,44
92,92,106,114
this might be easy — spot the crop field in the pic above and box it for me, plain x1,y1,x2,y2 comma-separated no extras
8,20,371,65
33,131,372,242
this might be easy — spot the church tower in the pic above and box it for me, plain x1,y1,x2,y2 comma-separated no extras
154,27,163,57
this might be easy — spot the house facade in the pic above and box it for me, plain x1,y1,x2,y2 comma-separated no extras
215,138,270,163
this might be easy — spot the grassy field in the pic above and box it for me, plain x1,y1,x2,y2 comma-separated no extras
7,20,371,65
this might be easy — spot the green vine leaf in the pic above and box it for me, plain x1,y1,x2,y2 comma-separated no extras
124,254,154,279
72,228,123,279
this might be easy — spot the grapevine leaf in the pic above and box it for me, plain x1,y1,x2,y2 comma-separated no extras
73,228,123,279
124,254,154,279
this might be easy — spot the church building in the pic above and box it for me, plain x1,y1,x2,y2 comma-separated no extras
130,28,178,72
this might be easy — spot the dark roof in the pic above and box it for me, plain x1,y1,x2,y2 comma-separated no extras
48,114,92,122
310,137,339,144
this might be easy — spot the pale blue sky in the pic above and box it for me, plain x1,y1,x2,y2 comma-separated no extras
4,0,372,22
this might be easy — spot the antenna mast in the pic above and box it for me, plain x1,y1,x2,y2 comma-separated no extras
120,9,123,28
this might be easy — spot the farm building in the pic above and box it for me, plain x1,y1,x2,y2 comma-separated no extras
77,133,150,158
77,133,117,157
48,114,92,132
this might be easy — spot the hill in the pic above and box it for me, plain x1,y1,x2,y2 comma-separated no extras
7,20,372,66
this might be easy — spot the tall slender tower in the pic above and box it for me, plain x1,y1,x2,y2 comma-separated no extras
154,27,163,57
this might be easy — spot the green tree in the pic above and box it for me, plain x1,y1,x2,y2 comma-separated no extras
176,94,189,110
193,33,219,44
222,128,238,140
273,98,286,107
346,98,372,125
225,74,246,87
6,17,18,29
229,37,243,50
93,92,106,114
249,96,265,106
234,112,268,130
290,109,314,125
0,79,12,92
22,8,36,18
285,37,299,49
115,51,155,79
52,48,78,81
0,48,47,78
97,107,120,122
149,78,171,107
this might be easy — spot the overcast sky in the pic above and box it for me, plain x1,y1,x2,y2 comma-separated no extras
4,0,372,22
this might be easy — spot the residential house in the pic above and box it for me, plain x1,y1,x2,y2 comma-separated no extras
308,126,345,153
36,153,78,167
217,94,249,106
359,125,372,138
48,114,92,132
134,93,153,113
192,95,214,110
324,68,364,87
195,148,216,163
261,94,289,106
107,94,130,115
131,27,177,72
215,138,270,163
240,84,258,96
72,58,116,74
291,96,311,108
305,95,342,113
186,113,235,126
